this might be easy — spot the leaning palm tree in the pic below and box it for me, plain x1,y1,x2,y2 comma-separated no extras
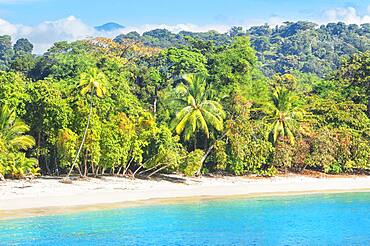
66,68,107,178
173,73,226,144
0,104,35,180
262,87,306,145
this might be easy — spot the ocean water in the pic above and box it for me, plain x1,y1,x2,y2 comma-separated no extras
0,192,369,245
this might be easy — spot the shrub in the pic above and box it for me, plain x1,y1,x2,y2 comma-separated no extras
182,149,204,176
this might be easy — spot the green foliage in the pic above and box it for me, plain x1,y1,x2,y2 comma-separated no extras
142,125,186,173
261,87,308,145
182,149,204,176
0,105,35,153
162,48,208,76
209,36,257,94
227,123,273,175
115,22,369,78
0,24,368,179
0,152,39,179
272,139,294,171
0,71,29,116
212,140,227,171
351,137,370,171
225,96,273,175
172,73,225,144
57,128,78,168
0,104,38,179
337,51,370,116
307,127,370,174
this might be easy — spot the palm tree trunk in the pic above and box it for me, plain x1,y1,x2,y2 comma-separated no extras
196,144,215,176
195,132,228,176
67,89,94,178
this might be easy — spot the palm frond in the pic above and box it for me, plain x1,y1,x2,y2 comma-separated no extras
9,135,35,150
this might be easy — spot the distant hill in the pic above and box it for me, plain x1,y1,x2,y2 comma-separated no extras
114,21,370,77
95,22,124,32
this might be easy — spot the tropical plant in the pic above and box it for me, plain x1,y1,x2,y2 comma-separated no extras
172,73,225,145
0,104,35,153
261,87,307,145
0,104,36,180
67,68,107,177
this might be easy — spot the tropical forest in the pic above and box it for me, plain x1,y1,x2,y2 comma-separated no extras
0,21,369,180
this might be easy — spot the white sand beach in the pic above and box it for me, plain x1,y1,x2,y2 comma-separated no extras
1,174,370,217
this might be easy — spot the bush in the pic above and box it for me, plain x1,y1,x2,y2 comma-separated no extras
182,149,204,176
212,140,227,171
272,138,293,172
0,153,39,179
292,139,311,172
306,127,369,174
228,138,273,175
351,137,370,172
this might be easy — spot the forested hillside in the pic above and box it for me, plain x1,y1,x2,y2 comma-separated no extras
115,21,370,77
0,21,369,180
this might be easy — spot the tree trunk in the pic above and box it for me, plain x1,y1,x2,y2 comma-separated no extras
91,162,95,176
75,163,83,176
67,89,94,178
83,152,88,177
148,165,167,178
37,131,41,170
153,86,158,117
123,158,133,175
95,166,100,177
153,96,157,115
133,165,142,178
139,163,161,175
196,144,215,176
45,158,51,175
116,166,122,176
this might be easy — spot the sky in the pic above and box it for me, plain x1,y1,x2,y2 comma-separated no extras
0,0,369,53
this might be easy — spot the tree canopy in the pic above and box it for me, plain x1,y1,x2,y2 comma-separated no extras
0,21,369,179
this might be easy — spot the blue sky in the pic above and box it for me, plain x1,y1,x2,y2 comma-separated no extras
1,0,369,26
0,0,369,53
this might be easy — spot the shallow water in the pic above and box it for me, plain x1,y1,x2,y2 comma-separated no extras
0,192,369,245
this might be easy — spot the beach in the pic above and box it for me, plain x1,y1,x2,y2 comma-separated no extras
1,174,370,218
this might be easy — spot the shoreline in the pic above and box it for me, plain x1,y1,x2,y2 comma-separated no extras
1,175,370,220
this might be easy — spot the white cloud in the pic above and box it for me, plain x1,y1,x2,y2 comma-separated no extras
323,5,370,25
0,18,18,35
0,16,96,53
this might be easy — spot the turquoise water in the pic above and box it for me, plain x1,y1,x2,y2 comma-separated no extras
1,192,370,245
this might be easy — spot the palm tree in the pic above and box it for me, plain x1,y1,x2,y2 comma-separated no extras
67,68,107,178
0,104,35,180
172,74,225,175
173,73,225,144
262,87,306,145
